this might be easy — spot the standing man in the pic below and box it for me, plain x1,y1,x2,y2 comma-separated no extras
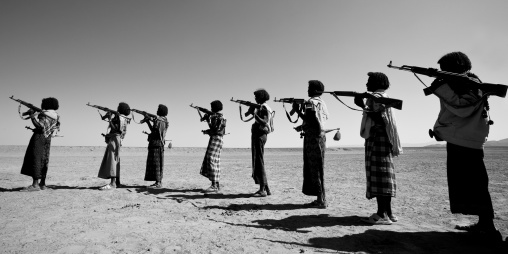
97,102,130,190
20,97,60,191
293,80,329,208
427,52,502,242
249,89,274,197
142,104,169,189
200,100,227,193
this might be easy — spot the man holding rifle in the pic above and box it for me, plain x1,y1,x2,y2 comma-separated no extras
95,102,131,190
292,80,329,208
426,52,502,242
17,97,60,191
354,72,402,225
197,100,226,194
138,104,169,189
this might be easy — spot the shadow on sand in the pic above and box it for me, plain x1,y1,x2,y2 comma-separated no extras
210,214,368,233
204,203,312,211
259,229,507,254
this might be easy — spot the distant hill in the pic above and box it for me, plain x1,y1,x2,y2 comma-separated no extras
424,138,508,147
485,138,508,146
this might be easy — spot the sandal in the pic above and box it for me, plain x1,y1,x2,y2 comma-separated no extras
361,213,392,225
303,200,327,209
202,185,219,193
252,191,267,197
99,184,115,191
147,183,162,189
20,185,40,192
389,215,398,222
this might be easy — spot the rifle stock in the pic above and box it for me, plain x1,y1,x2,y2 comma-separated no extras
387,61,508,98
324,91,403,110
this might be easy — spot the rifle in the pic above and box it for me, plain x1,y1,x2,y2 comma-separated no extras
131,108,168,123
294,125,340,139
86,103,130,121
9,96,42,116
190,103,214,122
273,97,306,116
230,97,260,117
387,61,507,98
324,91,403,110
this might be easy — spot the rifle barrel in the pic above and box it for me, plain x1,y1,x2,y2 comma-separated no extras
324,91,358,97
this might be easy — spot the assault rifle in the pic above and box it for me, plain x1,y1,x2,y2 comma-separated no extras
86,103,130,120
230,97,260,116
9,96,42,116
324,91,403,110
387,61,507,98
131,108,168,123
273,97,306,116
190,103,214,122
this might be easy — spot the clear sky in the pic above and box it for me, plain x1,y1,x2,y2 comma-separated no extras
1,0,507,148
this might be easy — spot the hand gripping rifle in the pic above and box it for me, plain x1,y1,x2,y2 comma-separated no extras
273,97,306,123
189,103,214,122
324,91,403,110
131,108,168,124
387,61,507,98
9,96,43,119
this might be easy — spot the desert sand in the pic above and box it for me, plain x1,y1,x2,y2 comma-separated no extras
0,145,507,254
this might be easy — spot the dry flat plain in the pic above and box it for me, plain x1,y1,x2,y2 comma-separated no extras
0,145,507,254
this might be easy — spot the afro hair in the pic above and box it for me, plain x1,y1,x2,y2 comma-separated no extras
438,51,472,73
210,100,223,113
117,102,131,116
254,89,270,103
308,80,324,96
367,72,390,90
41,97,59,110
157,104,168,117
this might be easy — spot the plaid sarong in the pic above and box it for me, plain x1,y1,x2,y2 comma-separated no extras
251,133,267,185
200,135,223,182
144,146,164,182
302,132,326,198
365,127,396,199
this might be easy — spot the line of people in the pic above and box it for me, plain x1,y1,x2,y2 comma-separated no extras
14,51,502,242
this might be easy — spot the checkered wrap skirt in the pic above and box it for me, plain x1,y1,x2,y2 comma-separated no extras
200,135,223,182
365,127,396,199
144,146,164,182
302,132,326,198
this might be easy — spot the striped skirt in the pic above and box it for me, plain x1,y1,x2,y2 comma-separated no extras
251,133,267,185
365,127,396,199
302,132,326,197
144,146,164,182
200,135,223,182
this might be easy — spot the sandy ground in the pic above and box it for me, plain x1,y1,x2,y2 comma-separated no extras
0,145,507,254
